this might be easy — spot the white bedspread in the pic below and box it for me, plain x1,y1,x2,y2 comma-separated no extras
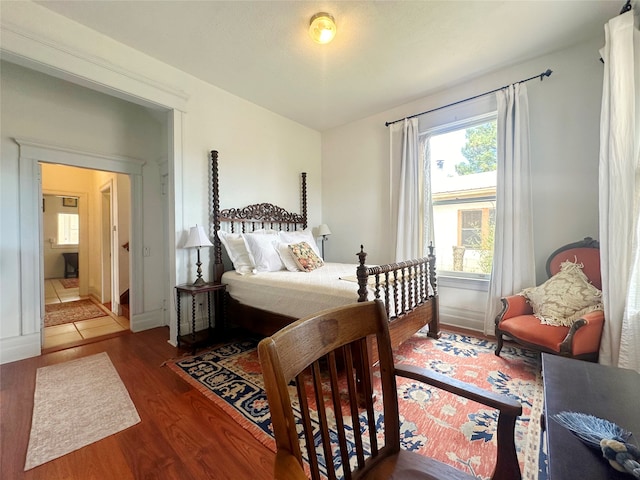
222,263,367,319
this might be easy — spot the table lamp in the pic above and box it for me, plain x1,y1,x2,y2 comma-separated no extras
317,224,331,258
184,224,213,286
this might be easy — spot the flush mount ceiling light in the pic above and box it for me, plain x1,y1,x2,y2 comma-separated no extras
309,12,336,44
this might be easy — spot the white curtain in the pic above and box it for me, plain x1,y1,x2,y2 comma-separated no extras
598,10,640,371
484,83,536,335
391,118,424,261
422,134,435,255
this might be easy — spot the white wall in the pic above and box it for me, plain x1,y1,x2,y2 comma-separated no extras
0,1,321,363
322,37,604,331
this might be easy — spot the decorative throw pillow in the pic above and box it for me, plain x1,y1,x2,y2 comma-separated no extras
217,230,254,275
288,241,324,272
243,232,284,272
519,260,603,327
279,228,322,258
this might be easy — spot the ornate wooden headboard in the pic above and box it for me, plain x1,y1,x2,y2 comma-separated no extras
210,150,308,282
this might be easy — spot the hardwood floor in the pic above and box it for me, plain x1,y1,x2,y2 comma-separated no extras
0,327,275,479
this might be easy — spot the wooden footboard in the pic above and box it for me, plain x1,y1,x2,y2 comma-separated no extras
356,245,440,349
226,245,440,346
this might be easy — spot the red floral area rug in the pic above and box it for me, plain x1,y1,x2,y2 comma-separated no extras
59,278,79,289
167,331,545,480
44,299,109,327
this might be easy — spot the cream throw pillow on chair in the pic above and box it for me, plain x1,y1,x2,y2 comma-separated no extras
519,260,603,327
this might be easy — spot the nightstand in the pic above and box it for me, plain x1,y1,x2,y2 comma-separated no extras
175,282,226,354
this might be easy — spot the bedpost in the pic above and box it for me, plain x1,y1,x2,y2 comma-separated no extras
301,172,307,229
356,245,369,302
427,242,437,295
211,150,224,283
427,242,441,338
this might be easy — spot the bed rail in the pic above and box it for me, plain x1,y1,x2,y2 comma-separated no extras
356,244,437,325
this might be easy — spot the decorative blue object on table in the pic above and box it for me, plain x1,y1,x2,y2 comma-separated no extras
552,411,640,478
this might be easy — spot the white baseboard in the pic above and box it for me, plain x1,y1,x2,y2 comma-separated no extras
89,287,102,302
0,333,41,364
439,305,485,333
130,308,165,333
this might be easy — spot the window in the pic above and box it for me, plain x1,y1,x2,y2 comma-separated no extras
460,209,482,247
57,213,79,245
425,114,497,277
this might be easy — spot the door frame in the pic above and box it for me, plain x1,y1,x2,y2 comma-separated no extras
4,21,184,352
17,138,144,336
100,186,112,305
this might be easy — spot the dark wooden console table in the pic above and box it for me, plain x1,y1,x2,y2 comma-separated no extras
175,282,226,354
542,353,640,479
62,252,79,278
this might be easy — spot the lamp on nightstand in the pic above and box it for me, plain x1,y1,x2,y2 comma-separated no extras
317,224,331,259
184,225,213,286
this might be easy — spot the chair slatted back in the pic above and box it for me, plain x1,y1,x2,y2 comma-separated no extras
258,301,400,480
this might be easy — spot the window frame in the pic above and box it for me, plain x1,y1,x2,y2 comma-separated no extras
422,111,498,280
55,212,79,247
458,207,494,250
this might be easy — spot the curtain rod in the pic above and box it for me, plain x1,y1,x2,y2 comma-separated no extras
384,68,553,127
620,0,631,14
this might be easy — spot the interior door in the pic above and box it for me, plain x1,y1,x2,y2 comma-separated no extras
101,179,120,315
101,188,112,305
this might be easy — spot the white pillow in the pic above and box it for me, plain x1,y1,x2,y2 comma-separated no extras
249,228,279,235
217,230,254,275
276,243,301,272
243,232,283,272
278,228,321,258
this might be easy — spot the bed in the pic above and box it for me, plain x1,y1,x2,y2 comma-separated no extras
210,150,440,351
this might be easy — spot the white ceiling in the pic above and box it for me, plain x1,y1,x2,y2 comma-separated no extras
35,1,623,131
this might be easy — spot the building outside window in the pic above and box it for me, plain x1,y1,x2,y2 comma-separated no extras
425,115,497,277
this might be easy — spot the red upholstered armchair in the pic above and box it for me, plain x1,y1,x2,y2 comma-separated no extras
494,237,604,362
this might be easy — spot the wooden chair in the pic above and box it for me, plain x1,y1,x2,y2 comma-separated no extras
258,300,522,480
494,237,604,362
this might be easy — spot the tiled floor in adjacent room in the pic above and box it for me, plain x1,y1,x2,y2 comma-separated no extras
43,278,129,350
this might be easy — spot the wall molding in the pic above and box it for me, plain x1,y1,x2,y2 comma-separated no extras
16,137,146,175
1,19,189,112
15,138,146,358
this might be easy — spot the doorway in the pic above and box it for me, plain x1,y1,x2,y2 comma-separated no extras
41,164,131,353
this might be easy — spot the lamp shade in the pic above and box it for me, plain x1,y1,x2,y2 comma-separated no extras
309,13,336,44
317,224,332,237
183,225,213,249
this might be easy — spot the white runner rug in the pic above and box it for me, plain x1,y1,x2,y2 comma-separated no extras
24,352,140,470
